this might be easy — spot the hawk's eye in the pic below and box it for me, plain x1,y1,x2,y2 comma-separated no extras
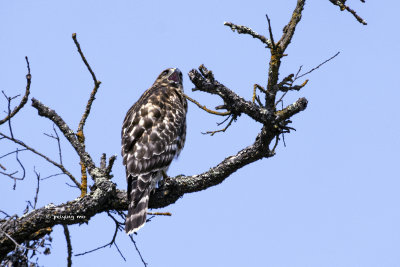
179,72,182,79
162,70,169,76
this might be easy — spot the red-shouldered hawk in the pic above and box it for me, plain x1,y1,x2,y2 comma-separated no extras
122,68,187,234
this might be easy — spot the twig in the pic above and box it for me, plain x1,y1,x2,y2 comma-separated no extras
252,84,266,104
146,212,172,216
271,135,279,154
216,115,231,126
129,235,148,267
265,14,276,49
282,130,287,147
0,148,28,160
274,66,306,107
75,212,125,261
146,215,155,223
14,147,25,182
223,22,272,48
2,91,18,139
294,65,303,80
202,116,235,136
107,212,126,261
329,0,367,25
0,149,26,190
28,167,40,209
0,229,40,254
0,132,80,187
275,92,288,108
32,167,40,209
296,52,340,79
73,32,101,133
254,95,263,107
0,210,10,219
63,225,72,267
113,242,126,262
79,161,88,198
278,80,309,93
65,182,80,188
72,33,99,88
0,170,19,181
43,124,63,165
0,57,31,125
184,93,230,116
41,173,65,180
106,155,117,177
100,153,106,169
72,33,102,197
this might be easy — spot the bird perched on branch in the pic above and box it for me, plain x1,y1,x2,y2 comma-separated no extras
121,68,187,234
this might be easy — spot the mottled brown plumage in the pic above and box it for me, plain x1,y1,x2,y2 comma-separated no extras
122,68,187,234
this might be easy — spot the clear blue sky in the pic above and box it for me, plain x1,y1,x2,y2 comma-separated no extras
1,1,399,266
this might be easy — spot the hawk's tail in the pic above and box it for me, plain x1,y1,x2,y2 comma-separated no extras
125,187,150,234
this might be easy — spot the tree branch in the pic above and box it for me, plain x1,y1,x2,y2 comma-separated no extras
0,132,80,188
223,22,273,48
1,64,309,258
31,98,98,178
184,93,230,116
0,57,31,125
329,0,367,25
189,66,275,125
265,0,306,109
63,225,72,267
72,33,102,197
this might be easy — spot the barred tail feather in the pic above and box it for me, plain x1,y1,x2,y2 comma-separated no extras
125,188,150,234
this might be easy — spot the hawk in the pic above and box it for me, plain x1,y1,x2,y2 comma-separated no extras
122,68,187,234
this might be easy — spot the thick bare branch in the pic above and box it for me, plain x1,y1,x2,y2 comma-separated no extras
278,0,306,52
189,67,275,125
0,178,118,259
150,126,275,208
275,97,308,122
31,98,98,177
1,84,308,259
224,22,272,48
264,0,306,109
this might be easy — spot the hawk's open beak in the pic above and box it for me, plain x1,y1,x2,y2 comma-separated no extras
168,68,182,83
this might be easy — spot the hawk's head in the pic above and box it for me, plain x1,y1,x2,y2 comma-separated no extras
155,68,183,88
